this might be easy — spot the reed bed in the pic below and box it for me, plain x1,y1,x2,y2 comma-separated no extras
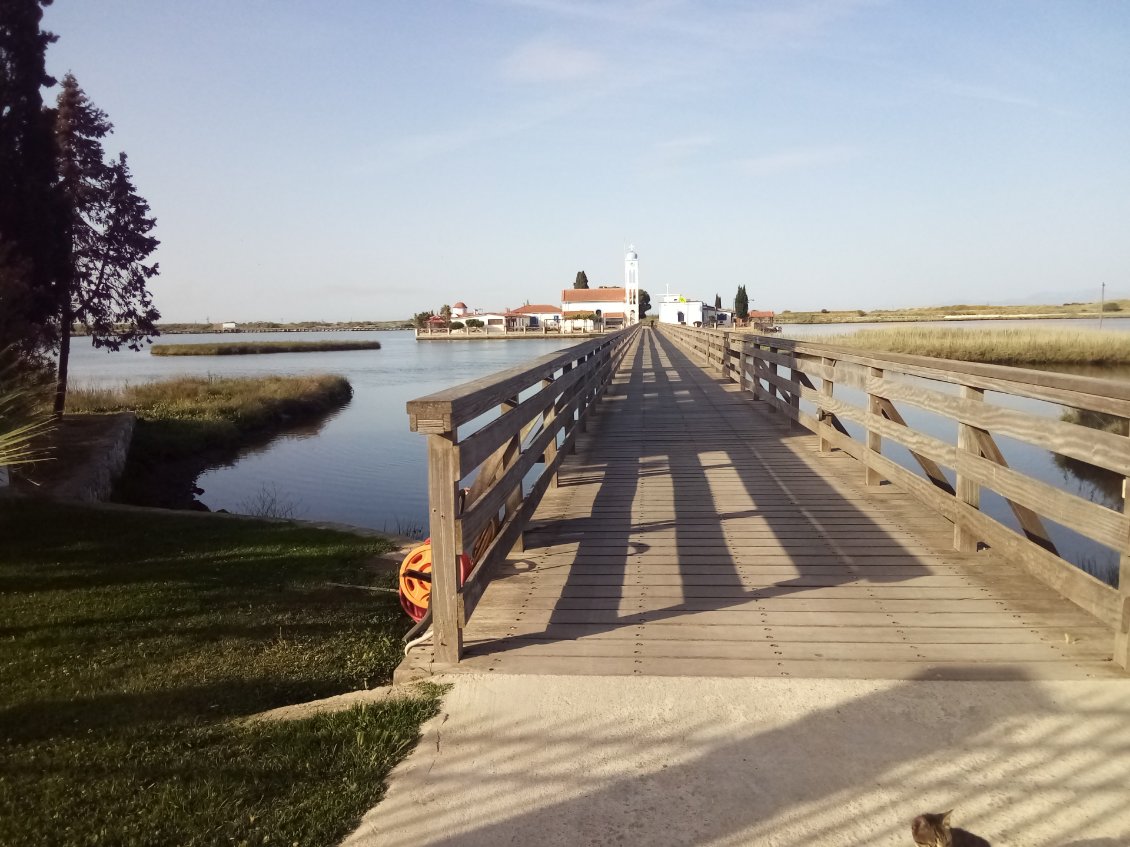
67,373,352,459
151,340,381,355
810,327,1130,366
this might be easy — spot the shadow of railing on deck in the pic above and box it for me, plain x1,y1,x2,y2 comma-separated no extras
471,328,932,659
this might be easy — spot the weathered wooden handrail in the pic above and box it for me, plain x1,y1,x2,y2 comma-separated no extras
407,326,640,662
659,322,1130,669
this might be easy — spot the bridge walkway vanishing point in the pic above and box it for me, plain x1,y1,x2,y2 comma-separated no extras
407,327,1122,680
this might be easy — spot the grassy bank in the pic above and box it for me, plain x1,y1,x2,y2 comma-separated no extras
152,340,382,355
778,299,1129,325
0,499,440,846
810,327,1130,365
63,374,353,509
67,373,352,461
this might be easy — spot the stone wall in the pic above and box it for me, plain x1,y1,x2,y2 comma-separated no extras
49,413,137,502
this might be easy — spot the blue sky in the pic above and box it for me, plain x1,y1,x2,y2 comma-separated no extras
42,1,1130,321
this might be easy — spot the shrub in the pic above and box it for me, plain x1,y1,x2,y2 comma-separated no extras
450,321,465,330
1102,302,1122,312
465,318,484,328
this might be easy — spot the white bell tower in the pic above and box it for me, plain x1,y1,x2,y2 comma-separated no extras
624,245,639,325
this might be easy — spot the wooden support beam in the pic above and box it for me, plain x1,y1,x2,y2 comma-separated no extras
954,386,983,552
876,396,956,496
865,366,884,486
818,357,834,453
1113,421,1130,670
970,427,1058,555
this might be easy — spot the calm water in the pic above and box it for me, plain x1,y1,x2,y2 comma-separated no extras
69,331,572,533
70,319,1127,583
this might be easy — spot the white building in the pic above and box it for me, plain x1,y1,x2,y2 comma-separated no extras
559,246,643,331
657,292,732,327
511,304,562,328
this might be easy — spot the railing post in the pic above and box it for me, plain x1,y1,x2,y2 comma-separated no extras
767,344,780,415
865,366,883,486
818,356,834,453
1116,421,1130,669
737,339,749,395
426,432,462,663
501,396,525,553
787,362,801,429
953,385,984,552
751,343,763,403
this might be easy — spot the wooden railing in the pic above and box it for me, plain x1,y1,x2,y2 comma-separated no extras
659,323,1130,668
406,326,639,662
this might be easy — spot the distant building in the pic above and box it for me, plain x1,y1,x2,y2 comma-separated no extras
748,310,779,332
511,304,562,328
221,321,238,331
559,246,643,331
451,301,470,318
657,293,731,327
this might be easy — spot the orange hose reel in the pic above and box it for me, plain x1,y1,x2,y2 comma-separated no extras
398,538,475,622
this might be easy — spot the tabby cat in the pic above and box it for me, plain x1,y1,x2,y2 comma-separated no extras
912,810,991,847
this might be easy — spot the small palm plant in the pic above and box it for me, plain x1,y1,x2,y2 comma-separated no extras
0,356,53,468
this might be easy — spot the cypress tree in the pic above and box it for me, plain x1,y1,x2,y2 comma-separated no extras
574,270,589,289
53,74,160,413
734,285,748,318
0,0,60,363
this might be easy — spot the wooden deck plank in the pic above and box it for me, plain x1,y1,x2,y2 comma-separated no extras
409,328,1120,680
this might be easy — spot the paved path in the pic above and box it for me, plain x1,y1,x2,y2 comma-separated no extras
344,674,1130,846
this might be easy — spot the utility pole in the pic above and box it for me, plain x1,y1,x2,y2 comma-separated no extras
1100,282,1106,330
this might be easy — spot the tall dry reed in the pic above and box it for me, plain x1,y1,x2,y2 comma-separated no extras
810,327,1130,365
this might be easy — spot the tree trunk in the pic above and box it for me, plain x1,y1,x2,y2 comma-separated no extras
53,298,72,417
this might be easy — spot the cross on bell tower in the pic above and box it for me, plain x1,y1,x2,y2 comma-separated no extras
624,245,639,325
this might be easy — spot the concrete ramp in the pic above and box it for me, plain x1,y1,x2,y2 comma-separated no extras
344,673,1130,847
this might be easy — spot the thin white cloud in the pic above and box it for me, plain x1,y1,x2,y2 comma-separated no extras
640,134,715,176
362,94,596,173
737,146,859,177
925,76,1044,110
501,39,606,83
494,0,886,48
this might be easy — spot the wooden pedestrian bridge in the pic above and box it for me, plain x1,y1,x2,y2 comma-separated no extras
400,324,1130,681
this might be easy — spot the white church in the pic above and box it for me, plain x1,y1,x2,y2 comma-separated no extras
559,246,641,332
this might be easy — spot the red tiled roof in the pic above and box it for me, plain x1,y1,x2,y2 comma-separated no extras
603,312,626,319
561,288,627,303
749,310,776,318
512,304,562,315
453,301,467,308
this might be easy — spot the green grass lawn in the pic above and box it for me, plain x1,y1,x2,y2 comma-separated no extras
0,499,441,846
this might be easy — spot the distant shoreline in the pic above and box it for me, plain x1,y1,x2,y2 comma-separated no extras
151,340,382,356
779,311,1130,325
